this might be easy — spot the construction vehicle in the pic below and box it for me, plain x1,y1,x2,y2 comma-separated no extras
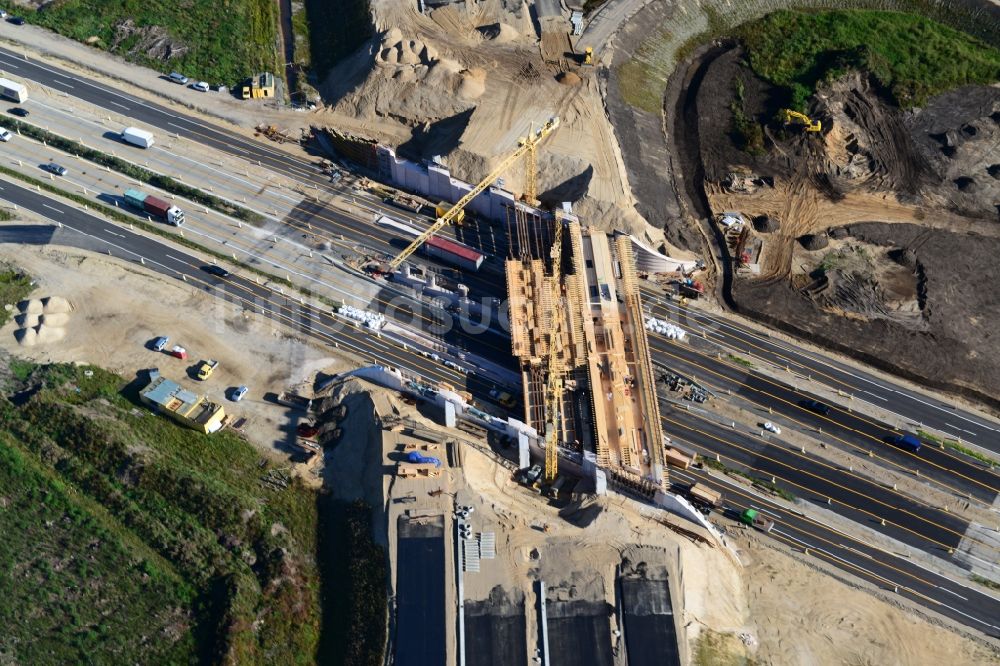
277,391,313,411
196,360,218,380
387,117,559,270
255,123,291,143
436,201,465,226
582,46,594,66
739,508,775,533
686,483,722,512
779,109,821,133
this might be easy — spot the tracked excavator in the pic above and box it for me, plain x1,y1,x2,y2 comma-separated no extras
779,109,822,132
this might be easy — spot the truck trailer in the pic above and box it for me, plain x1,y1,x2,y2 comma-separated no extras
422,235,484,272
121,127,155,149
123,189,185,226
0,77,27,103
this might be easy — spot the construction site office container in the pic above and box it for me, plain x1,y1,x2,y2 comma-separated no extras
422,235,484,272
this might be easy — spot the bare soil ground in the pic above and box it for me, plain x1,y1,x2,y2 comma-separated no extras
736,536,999,666
311,0,664,244
687,45,1000,409
0,243,352,475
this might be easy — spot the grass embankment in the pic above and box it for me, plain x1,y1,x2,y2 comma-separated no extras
703,458,796,502
0,361,321,663
915,429,999,467
0,0,278,84
0,266,33,326
738,10,1000,110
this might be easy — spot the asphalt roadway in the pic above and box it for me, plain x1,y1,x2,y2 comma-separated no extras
646,291,1000,457
651,335,1000,507
670,466,1000,639
0,177,488,393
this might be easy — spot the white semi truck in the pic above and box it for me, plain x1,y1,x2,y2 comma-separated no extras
0,77,28,103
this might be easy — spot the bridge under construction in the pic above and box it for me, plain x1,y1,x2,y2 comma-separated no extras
505,207,668,495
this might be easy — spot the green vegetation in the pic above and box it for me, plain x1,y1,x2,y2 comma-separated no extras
738,10,1000,109
0,208,13,221
729,77,764,155
693,628,760,666
726,353,754,369
915,430,1000,467
703,458,795,502
971,574,1000,591
0,361,321,662
0,267,33,326
0,0,278,84
616,26,673,114
5,118,264,225
303,0,373,82
318,499,388,666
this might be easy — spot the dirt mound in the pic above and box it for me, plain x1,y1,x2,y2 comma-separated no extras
557,71,582,86
478,22,519,43
799,233,829,251
753,215,780,233
11,295,72,347
457,68,486,100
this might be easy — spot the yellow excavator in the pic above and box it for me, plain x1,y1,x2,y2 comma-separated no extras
779,108,822,132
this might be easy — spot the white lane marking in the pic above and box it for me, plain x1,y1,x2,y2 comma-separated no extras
53,77,74,88
164,254,185,263
863,391,889,402
41,203,63,213
939,587,968,601
104,229,124,238
110,100,130,110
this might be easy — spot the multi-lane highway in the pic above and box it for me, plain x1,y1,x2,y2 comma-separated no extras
3,45,1000,638
645,291,1000,456
672,466,1000,638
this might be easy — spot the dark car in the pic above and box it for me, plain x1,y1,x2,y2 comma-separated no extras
8,107,28,117
8,17,25,25
887,432,922,453
42,162,68,176
202,265,231,278
800,399,831,416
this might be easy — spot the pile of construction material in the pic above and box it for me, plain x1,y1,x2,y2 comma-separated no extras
337,304,386,330
644,317,687,340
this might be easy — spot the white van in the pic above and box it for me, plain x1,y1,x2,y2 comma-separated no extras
121,126,155,149
0,127,11,142
168,72,189,85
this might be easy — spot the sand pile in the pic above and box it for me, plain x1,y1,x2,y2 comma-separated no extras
375,30,442,81
557,71,582,86
457,68,487,100
13,296,71,347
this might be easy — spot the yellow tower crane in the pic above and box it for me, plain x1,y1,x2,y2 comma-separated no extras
388,117,560,270
543,214,566,483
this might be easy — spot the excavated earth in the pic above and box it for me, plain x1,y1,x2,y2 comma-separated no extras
678,45,1000,409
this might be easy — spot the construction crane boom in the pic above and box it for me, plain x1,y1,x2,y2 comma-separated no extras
388,116,560,270
779,108,822,132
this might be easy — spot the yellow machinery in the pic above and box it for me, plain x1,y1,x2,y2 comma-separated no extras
388,117,559,270
583,47,594,66
436,201,464,226
543,214,565,483
779,108,821,132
